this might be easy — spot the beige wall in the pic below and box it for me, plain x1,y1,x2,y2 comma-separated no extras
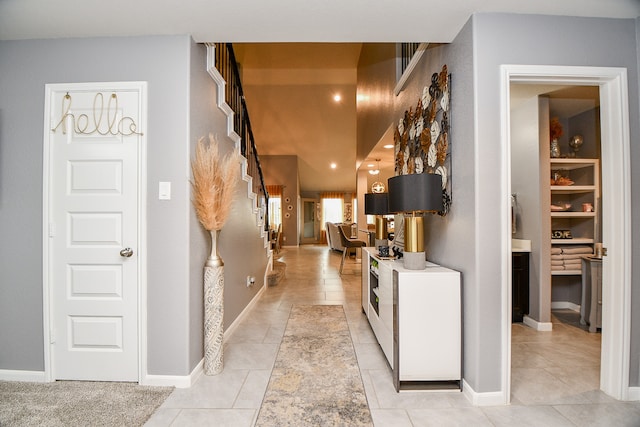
261,155,300,245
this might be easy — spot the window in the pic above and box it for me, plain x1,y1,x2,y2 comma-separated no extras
269,196,281,230
323,198,343,225
266,185,283,230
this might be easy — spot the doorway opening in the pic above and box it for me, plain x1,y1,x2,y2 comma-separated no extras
501,65,632,403
300,198,320,244
510,83,603,403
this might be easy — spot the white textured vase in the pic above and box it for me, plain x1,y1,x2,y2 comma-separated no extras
204,229,224,375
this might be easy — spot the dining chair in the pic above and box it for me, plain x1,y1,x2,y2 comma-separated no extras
337,225,366,274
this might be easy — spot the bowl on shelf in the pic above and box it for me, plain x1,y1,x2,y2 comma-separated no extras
551,175,574,186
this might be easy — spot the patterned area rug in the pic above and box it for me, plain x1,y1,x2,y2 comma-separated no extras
256,305,372,426
0,380,173,426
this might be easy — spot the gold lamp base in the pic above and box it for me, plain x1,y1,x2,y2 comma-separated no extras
375,215,388,244
403,214,426,270
404,214,424,253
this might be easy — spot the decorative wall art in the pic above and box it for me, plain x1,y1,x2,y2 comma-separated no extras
394,65,451,215
344,203,353,222
51,92,143,136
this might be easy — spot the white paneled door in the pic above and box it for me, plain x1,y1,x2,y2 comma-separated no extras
45,83,146,381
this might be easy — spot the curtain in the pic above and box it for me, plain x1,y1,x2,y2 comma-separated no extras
266,185,283,197
266,185,283,231
320,191,344,200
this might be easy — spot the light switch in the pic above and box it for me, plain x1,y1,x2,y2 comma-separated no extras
159,182,171,200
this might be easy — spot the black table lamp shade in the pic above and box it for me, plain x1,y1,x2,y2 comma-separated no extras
364,193,389,215
365,192,389,243
388,173,443,214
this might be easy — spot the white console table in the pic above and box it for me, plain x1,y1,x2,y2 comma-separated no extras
361,247,462,391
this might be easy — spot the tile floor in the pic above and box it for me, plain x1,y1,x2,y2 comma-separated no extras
146,245,640,426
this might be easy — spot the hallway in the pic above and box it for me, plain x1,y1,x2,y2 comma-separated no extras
146,246,640,426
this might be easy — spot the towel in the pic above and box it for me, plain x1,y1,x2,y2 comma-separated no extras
560,254,586,260
551,247,562,255
551,265,565,271
564,260,582,267
551,254,587,261
560,246,593,255
551,260,564,266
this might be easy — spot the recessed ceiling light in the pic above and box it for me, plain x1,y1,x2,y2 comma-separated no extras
383,144,394,149
367,164,375,168
368,158,381,175
330,162,337,169
333,94,342,102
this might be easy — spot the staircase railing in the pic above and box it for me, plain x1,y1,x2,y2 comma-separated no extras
214,43,269,231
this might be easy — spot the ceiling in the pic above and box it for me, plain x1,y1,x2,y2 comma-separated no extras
234,43,362,192
511,85,600,118
1,0,637,42
2,1,637,192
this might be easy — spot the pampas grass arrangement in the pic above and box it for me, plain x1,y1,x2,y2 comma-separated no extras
192,134,240,232
191,134,240,375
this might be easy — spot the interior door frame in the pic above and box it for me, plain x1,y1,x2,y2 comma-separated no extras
42,81,148,383
500,65,632,402
299,198,320,244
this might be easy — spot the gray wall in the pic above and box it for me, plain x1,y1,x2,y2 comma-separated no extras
357,14,640,394
0,35,193,374
473,13,640,388
633,16,640,385
356,27,481,389
392,27,483,390
0,36,268,377
511,96,548,322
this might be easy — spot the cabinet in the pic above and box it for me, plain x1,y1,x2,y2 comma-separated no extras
512,252,530,322
581,256,602,333
550,159,600,276
361,247,461,391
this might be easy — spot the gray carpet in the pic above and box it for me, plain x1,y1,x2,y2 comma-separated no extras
256,305,373,426
0,380,173,427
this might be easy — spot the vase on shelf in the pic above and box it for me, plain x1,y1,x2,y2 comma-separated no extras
568,135,583,158
550,139,561,158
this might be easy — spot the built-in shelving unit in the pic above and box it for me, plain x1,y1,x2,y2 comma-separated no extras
549,158,600,276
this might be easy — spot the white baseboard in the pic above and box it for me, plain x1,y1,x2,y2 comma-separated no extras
224,283,266,340
523,315,553,331
462,379,507,406
627,387,640,401
0,369,47,382
142,272,267,389
4,275,286,390
142,358,203,389
551,301,581,312
142,282,267,388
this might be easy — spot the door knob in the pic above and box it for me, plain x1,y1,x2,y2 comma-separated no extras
120,247,134,257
